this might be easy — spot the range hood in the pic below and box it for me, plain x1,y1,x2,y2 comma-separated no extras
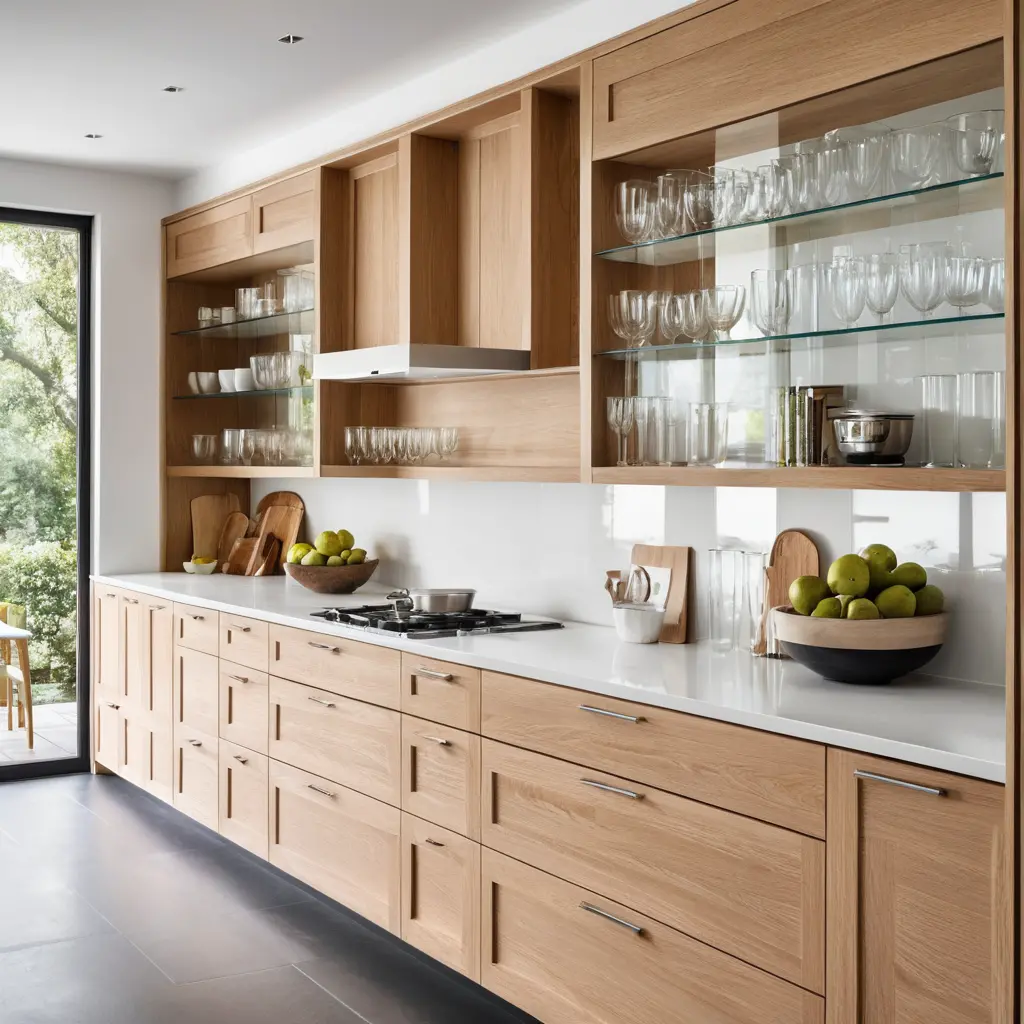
314,344,531,381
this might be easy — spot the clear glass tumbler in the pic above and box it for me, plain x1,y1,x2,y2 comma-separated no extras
918,374,958,467
220,428,241,465
708,549,766,652
690,403,729,465
957,370,1002,469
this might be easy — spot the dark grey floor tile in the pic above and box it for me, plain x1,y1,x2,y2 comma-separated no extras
0,933,178,1024
0,880,114,952
168,965,366,1024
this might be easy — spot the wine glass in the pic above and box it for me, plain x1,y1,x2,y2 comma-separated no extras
659,293,688,342
607,397,635,467
703,285,746,340
899,242,950,318
786,150,824,213
750,269,792,336
945,110,1004,176
344,427,362,465
890,125,947,190
655,172,685,238
615,180,655,243
683,179,715,231
815,142,848,206
679,291,708,341
944,256,986,313
863,253,899,324
438,427,459,461
608,291,659,347
828,124,890,200
983,258,1006,313
758,161,791,218
824,256,866,327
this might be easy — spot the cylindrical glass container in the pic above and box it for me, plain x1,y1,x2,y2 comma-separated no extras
918,374,957,468
690,403,729,465
957,370,1002,469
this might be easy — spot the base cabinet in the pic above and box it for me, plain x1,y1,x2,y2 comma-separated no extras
401,813,480,980
826,750,1008,1024
219,739,269,858
173,725,219,830
269,759,401,933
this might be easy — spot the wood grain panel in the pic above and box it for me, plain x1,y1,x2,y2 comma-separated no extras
138,595,174,729
173,602,219,656
172,646,220,736
269,759,401,933
218,660,270,755
218,612,269,672
482,739,823,991
219,739,269,858
144,722,174,804
173,724,219,830
251,170,316,254
351,154,400,348
400,653,481,731
166,196,253,278
481,672,825,837
481,848,823,1024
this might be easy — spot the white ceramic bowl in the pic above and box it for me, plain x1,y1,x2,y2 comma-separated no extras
234,368,255,392
612,602,665,644
218,369,236,392
196,371,220,394
183,560,218,575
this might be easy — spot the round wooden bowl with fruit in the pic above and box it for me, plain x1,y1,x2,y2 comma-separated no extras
284,559,379,594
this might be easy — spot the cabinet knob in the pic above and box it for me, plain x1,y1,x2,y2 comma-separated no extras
104,701,120,710
853,769,946,797
578,704,644,724
415,667,454,681
579,902,644,936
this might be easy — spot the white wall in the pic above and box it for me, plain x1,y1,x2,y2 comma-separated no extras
176,0,695,208
254,477,1007,687
0,157,175,574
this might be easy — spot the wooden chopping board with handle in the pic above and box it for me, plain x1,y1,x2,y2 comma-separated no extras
246,503,304,574
755,529,820,656
630,543,693,644
191,493,241,562
256,490,304,517
217,512,250,568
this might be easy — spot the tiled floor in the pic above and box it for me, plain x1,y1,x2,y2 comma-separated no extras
0,701,78,762
0,773,536,1024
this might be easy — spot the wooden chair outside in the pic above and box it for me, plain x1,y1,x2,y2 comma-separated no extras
0,604,33,749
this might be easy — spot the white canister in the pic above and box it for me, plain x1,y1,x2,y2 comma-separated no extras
612,603,665,644
218,369,236,392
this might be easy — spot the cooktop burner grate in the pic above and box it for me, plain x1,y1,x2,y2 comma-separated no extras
309,604,563,639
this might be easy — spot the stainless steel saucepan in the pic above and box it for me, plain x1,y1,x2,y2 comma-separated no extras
387,588,477,613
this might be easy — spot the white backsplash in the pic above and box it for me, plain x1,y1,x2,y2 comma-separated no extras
253,478,1007,687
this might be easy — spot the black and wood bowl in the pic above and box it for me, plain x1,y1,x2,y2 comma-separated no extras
284,559,379,594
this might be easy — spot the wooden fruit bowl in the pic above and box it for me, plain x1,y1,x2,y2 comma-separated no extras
284,559,379,595
772,606,949,685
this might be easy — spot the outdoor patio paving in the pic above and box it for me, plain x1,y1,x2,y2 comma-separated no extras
0,701,78,762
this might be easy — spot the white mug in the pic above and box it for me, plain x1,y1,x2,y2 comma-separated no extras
218,369,236,392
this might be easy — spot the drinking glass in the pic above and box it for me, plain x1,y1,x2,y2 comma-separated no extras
278,269,302,312
945,110,1004,176
240,428,260,467
786,150,824,213
608,291,659,347
659,293,689,342
993,370,1006,469
615,180,655,243
919,374,957,467
758,161,791,218
679,291,709,340
983,257,1006,313
890,124,947,190
824,256,866,327
750,268,793,336
220,428,241,465
689,402,729,465
655,172,685,238
863,253,899,324
191,434,217,464
438,427,459,461
945,256,986,313
832,125,890,199
633,396,670,466
702,286,746,340
899,242,950,318
710,168,751,226
345,426,362,465
958,371,1002,468
683,179,715,231
608,397,634,467
708,550,765,652
815,142,848,205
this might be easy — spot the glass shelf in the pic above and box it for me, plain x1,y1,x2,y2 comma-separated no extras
173,308,315,339
597,312,1005,360
173,386,313,400
595,174,1003,267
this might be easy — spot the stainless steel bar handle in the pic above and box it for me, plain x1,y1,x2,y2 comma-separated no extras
416,668,454,681
308,784,335,798
425,838,445,847
104,592,117,598
124,598,139,605
581,778,644,800
307,696,337,708
578,704,645,723
230,624,252,633
853,769,946,797
423,736,451,747
187,739,202,747
104,701,120,709
308,642,341,653
188,614,205,621
233,754,249,765
579,902,644,936
228,674,250,683
151,605,166,611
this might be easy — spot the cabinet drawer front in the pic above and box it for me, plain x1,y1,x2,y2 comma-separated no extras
220,740,269,859
270,676,400,804
219,613,269,671
165,196,253,278
145,724,174,804
401,654,481,731
173,725,219,830
118,711,147,785
482,739,823,991
401,813,480,981
483,849,822,1024
219,661,270,755
481,672,825,836
252,171,316,254
269,760,401,932
94,695,122,769
402,718,481,840
174,602,219,656
592,0,1002,159
173,648,220,735
270,624,401,709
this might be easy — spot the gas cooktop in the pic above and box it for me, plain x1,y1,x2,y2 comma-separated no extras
310,604,564,639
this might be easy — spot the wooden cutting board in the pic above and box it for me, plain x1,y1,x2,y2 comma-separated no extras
256,490,304,517
755,529,820,656
191,494,241,562
217,512,250,568
246,504,304,574
630,544,693,644
224,537,257,575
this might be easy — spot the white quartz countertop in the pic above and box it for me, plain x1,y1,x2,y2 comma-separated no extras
92,572,1007,783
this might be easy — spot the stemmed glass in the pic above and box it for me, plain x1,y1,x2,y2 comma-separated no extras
814,142,848,205
344,427,362,465
659,293,688,342
983,258,1006,313
758,161,791,218
615,180,655,243
828,125,890,200
899,242,950,318
825,256,866,328
655,172,685,238
890,125,947,190
680,291,708,341
607,397,636,468
863,253,899,324
945,110,1004,176
609,290,659,395
437,427,459,461
683,179,715,231
703,285,746,340
750,269,792,336
945,256,986,314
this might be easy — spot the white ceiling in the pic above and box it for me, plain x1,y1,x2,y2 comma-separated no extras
0,0,587,178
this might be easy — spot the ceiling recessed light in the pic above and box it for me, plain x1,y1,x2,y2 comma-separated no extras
84,133,103,139
163,85,185,93
278,33,303,43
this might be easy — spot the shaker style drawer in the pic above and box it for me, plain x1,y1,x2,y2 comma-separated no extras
401,813,480,981
269,676,401,805
482,848,823,1024
251,171,317,254
173,647,220,736
94,694,122,769
402,716,481,840
219,661,270,755
481,672,825,837
174,602,219,656
219,740,269,859
482,739,824,992
219,613,269,671
269,624,401,709
400,654,481,731
165,196,253,278
173,725,219,830
269,759,401,933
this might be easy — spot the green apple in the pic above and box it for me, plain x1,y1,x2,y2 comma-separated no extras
875,584,916,618
301,550,327,567
890,562,927,591
286,543,312,565
838,594,854,617
914,584,945,615
846,598,880,620
827,554,871,597
811,597,843,618
336,529,355,551
346,548,367,565
314,531,342,557
326,555,346,567
788,575,831,616
859,543,897,591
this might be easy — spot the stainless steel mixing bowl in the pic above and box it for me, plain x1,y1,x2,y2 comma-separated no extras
832,411,914,461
